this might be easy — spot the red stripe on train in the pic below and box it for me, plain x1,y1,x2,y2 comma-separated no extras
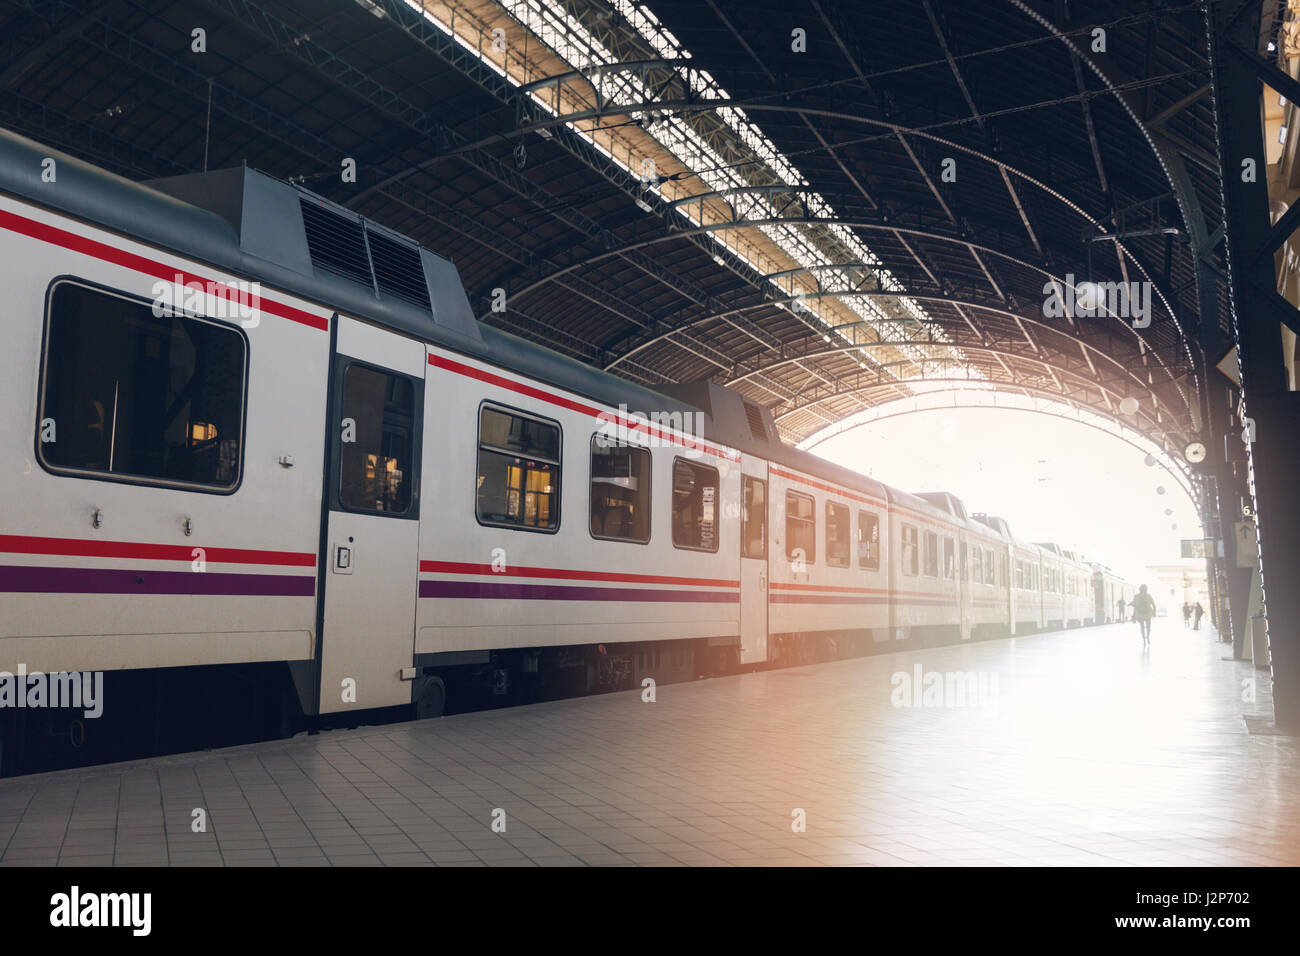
0,533,316,567
768,466,886,507
0,208,329,331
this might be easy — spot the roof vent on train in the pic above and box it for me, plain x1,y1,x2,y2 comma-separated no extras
299,198,432,311
742,400,769,442
916,492,968,521
143,164,480,345
298,197,371,286
972,513,1013,538
366,227,432,310
657,380,780,456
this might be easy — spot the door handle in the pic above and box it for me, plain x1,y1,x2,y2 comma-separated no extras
759,570,767,591
334,544,353,574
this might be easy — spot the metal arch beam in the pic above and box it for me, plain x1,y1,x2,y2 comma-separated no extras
460,93,1183,326
650,185,1058,262
1003,0,1195,227
511,217,1143,327
1001,0,1205,394
798,399,1197,504
740,341,1131,406
917,0,1044,256
737,308,1182,419
612,286,1186,428
774,376,1144,437
728,342,1154,425
511,216,1191,415
610,288,1153,384
772,377,1188,473
499,204,1170,335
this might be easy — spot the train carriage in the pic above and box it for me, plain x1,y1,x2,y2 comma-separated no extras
765,460,892,658
963,510,1013,639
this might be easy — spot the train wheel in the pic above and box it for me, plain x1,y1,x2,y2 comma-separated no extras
414,676,447,720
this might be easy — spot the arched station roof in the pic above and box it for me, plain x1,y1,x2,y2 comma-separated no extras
0,0,1225,451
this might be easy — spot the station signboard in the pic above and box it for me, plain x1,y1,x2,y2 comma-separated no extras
1180,538,1222,559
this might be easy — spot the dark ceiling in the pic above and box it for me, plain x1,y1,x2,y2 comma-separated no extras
0,0,1229,456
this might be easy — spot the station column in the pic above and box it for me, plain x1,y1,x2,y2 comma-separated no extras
1208,0,1300,730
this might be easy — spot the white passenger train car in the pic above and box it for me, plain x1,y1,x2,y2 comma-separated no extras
0,130,1127,770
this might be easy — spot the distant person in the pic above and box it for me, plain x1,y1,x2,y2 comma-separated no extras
1182,603,1192,628
1116,597,1127,623
1131,585,1157,646
1193,602,1205,631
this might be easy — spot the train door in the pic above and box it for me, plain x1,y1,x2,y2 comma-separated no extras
738,456,769,665
1004,549,1015,635
317,316,425,714
959,538,972,640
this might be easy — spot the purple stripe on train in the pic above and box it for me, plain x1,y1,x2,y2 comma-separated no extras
0,565,316,596
420,579,739,603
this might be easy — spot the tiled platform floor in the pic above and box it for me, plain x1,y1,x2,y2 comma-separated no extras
1,619,1297,866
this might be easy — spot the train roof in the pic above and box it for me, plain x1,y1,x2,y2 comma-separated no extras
915,492,969,522
887,487,957,526
971,513,1014,542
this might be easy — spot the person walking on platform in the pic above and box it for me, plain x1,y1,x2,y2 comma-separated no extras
1116,596,1127,623
1193,602,1205,631
1182,603,1192,628
1131,585,1156,647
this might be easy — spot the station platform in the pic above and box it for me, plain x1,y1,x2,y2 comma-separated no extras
1,619,1296,867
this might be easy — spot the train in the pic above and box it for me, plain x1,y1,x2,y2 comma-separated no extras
0,128,1131,772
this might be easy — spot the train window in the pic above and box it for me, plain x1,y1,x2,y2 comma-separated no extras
942,538,956,580
986,549,995,585
671,458,719,552
741,476,767,559
825,502,850,567
857,511,881,571
901,524,919,576
971,546,983,585
1015,560,1024,590
477,404,560,532
923,532,939,577
1000,554,1008,587
339,364,416,515
785,491,816,564
39,281,246,491
589,437,650,544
